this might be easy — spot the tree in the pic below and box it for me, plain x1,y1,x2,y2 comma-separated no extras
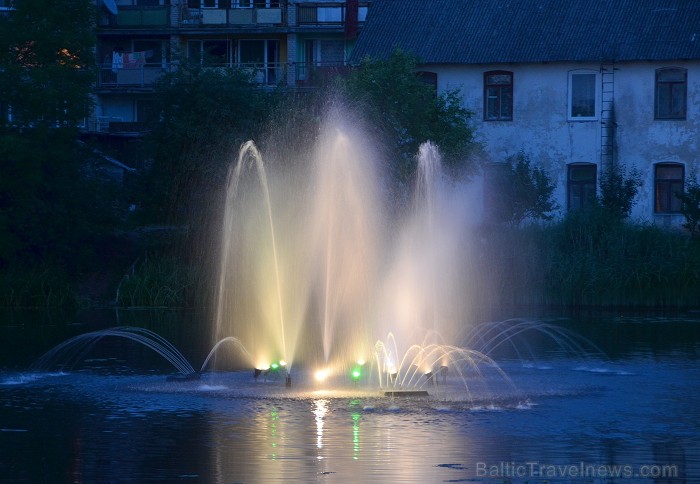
487,151,557,226
677,168,700,237
0,0,96,129
341,49,476,180
0,0,105,272
598,164,642,220
142,60,276,225
0,132,117,270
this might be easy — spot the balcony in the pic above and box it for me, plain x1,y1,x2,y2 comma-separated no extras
109,4,170,27
93,117,149,135
98,64,171,89
97,61,353,90
296,2,368,27
180,6,283,27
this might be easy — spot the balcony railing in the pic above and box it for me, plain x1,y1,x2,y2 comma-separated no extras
110,5,170,27
296,2,368,26
180,6,283,26
97,62,354,90
98,64,171,88
196,63,287,85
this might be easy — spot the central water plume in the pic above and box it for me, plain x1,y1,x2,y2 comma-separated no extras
214,115,475,376
305,127,382,365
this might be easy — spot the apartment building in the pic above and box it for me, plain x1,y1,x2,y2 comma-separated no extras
92,0,368,136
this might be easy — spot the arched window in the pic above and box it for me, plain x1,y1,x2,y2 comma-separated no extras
654,163,684,213
567,163,597,211
484,71,513,121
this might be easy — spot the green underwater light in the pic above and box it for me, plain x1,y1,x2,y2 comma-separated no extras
351,368,362,381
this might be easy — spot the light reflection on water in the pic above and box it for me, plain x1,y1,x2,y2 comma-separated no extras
1,316,699,482
1,355,699,482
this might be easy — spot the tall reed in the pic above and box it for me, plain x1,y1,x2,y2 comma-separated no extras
0,265,78,308
473,210,700,310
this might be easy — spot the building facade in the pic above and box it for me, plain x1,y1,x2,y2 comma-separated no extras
92,0,368,136
351,0,700,226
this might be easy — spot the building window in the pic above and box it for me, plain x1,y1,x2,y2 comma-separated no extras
655,68,687,120
239,39,279,84
569,71,598,120
199,0,234,7
567,163,597,211
188,40,231,66
654,163,684,213
484,71,513,121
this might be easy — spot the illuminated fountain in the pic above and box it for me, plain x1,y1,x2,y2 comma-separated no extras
30,112,600,398
207,111,516,395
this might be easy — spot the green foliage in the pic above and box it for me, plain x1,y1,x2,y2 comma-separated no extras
489,151,557,226
474,211,700,310
0,129,119,272
341,49,475,179
677,169,700,237
0,0,112,290
539,211,700,307
0,0,96,129
116,254,204,308
142,60,276,224
0,264,78,308
598,164,642,220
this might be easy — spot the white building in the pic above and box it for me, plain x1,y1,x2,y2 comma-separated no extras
351,0,700,226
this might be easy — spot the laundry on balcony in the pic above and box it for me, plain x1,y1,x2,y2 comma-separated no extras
111,49,123,72
124,51,148,69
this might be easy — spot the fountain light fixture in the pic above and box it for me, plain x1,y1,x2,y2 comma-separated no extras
351,367,362,382
314,368,330,382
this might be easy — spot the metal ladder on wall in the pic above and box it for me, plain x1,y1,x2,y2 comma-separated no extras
600,63,616,171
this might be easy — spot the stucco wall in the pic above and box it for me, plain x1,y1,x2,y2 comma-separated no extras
426,61,700,224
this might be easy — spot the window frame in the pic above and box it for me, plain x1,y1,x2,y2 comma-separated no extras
187,39,232,66
483,70,513,121
655,67,687,120
654,162,685,214
238,39,280,84
567,163,597,211
568,69,599,121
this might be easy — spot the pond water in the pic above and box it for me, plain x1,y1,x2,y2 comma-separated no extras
1,311,698,483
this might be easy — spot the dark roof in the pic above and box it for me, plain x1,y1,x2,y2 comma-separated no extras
350,0,700,64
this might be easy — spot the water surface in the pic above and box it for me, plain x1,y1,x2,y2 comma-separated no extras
1,314,698,482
